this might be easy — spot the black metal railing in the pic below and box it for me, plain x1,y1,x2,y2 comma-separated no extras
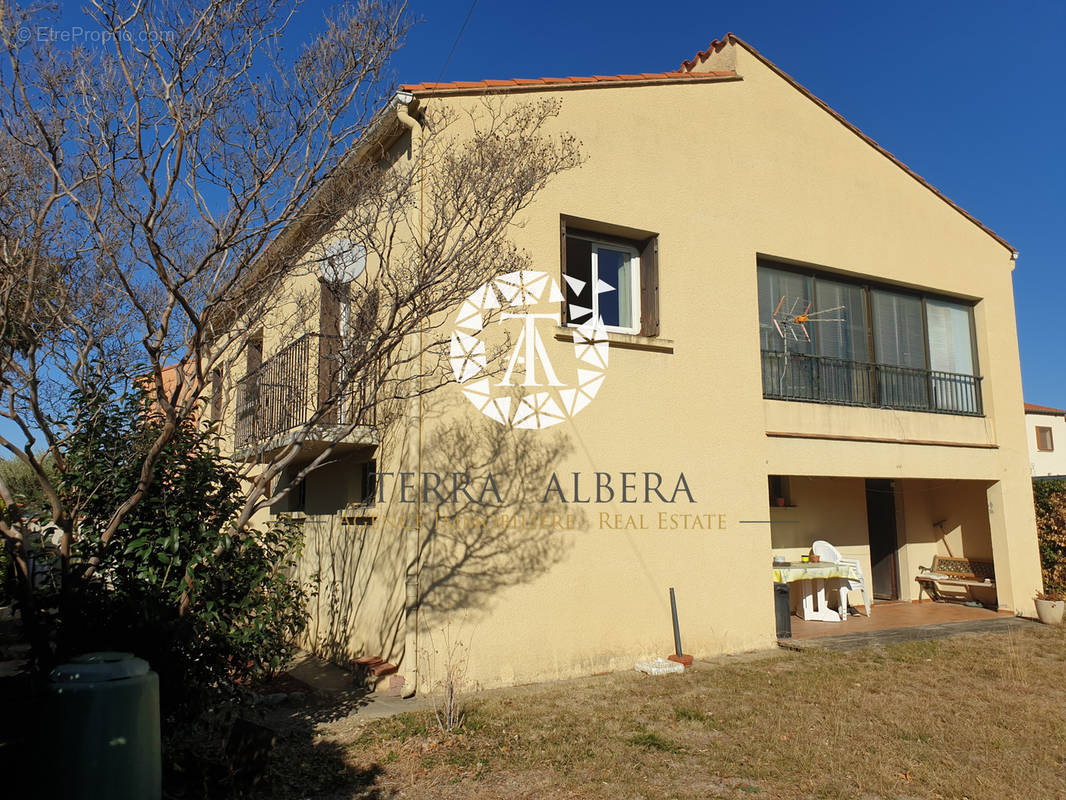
760,350,983,416
235,334,376,452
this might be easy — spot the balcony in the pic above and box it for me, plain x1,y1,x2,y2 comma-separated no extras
760,350,983,416
234,334,377,462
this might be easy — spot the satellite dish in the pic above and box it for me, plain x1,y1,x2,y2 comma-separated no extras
321,238,366,284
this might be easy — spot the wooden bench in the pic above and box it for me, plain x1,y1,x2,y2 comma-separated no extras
915,556,997,606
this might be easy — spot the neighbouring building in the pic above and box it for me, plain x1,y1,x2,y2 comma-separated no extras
1025,403,1066,479
218,34,1044,693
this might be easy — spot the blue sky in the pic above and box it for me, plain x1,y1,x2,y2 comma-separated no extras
20,1,1065,432
372,0,1063,405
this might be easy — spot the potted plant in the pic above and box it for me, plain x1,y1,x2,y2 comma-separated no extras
1034,591,1065,625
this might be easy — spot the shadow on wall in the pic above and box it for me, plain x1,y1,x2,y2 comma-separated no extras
896,478,996,560
417,412,582,616
298,411,581,665
302,507,407,668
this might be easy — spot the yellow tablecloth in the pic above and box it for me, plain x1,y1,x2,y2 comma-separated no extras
773,561,859,584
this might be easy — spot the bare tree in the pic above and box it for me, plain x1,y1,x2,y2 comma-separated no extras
0,0,581,664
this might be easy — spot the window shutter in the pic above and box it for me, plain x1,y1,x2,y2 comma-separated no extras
559,219,567,324
563,236,592,325
639,236,659,337
319,280,342,422
319,280,341,338
210,369,223,421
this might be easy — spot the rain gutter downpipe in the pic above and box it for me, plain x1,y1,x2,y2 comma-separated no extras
396,92,422,699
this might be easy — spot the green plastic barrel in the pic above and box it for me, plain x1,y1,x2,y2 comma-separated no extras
42,652,161,800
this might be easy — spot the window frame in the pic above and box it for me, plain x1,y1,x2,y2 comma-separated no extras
1037,426,1055,452
758,259,980,376
564,232,642,335
560,216,660,338
768,475,792,507
361,459,378,506
757,257,983,416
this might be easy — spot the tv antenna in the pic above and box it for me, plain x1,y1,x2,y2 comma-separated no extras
771,296,846,392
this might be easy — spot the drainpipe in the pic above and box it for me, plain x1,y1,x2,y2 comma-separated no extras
396,93,422,698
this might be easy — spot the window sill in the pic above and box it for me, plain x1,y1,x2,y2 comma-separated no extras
554,327,674,354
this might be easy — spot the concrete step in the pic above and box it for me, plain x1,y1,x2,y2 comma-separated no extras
353,655,401,693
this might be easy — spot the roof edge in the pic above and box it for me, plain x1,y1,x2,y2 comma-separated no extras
679,33,735,72
1025,403,1066,416
401,70,739,98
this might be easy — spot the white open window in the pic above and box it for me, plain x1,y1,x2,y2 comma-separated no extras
563,234,641,335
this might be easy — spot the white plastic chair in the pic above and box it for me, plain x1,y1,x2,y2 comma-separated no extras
811,540,872,618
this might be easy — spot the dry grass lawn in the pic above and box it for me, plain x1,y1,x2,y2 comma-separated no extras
270,625,1066,799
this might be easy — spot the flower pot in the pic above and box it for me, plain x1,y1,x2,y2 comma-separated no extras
1035,598,1065,625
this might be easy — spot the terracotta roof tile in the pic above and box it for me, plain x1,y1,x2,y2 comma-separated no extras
1025,403,1066,416
400,70,737,96
679,34,735,72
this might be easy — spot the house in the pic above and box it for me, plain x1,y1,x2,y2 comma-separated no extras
217,34,1043,693
1025,403,1066,479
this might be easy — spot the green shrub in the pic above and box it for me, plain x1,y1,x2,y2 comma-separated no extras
0,455,55,605
38,388,311,716
1034,479,1066,597
1035,479,1066,516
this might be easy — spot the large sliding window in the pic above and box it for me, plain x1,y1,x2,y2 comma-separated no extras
925,299,979,413
757,261,982,416
758,268,812,354
871,289,928,409
814,278,870,405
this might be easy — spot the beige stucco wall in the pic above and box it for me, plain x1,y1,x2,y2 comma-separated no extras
1026,411,1066,477
401,41,1038,688
224,38,1043,690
